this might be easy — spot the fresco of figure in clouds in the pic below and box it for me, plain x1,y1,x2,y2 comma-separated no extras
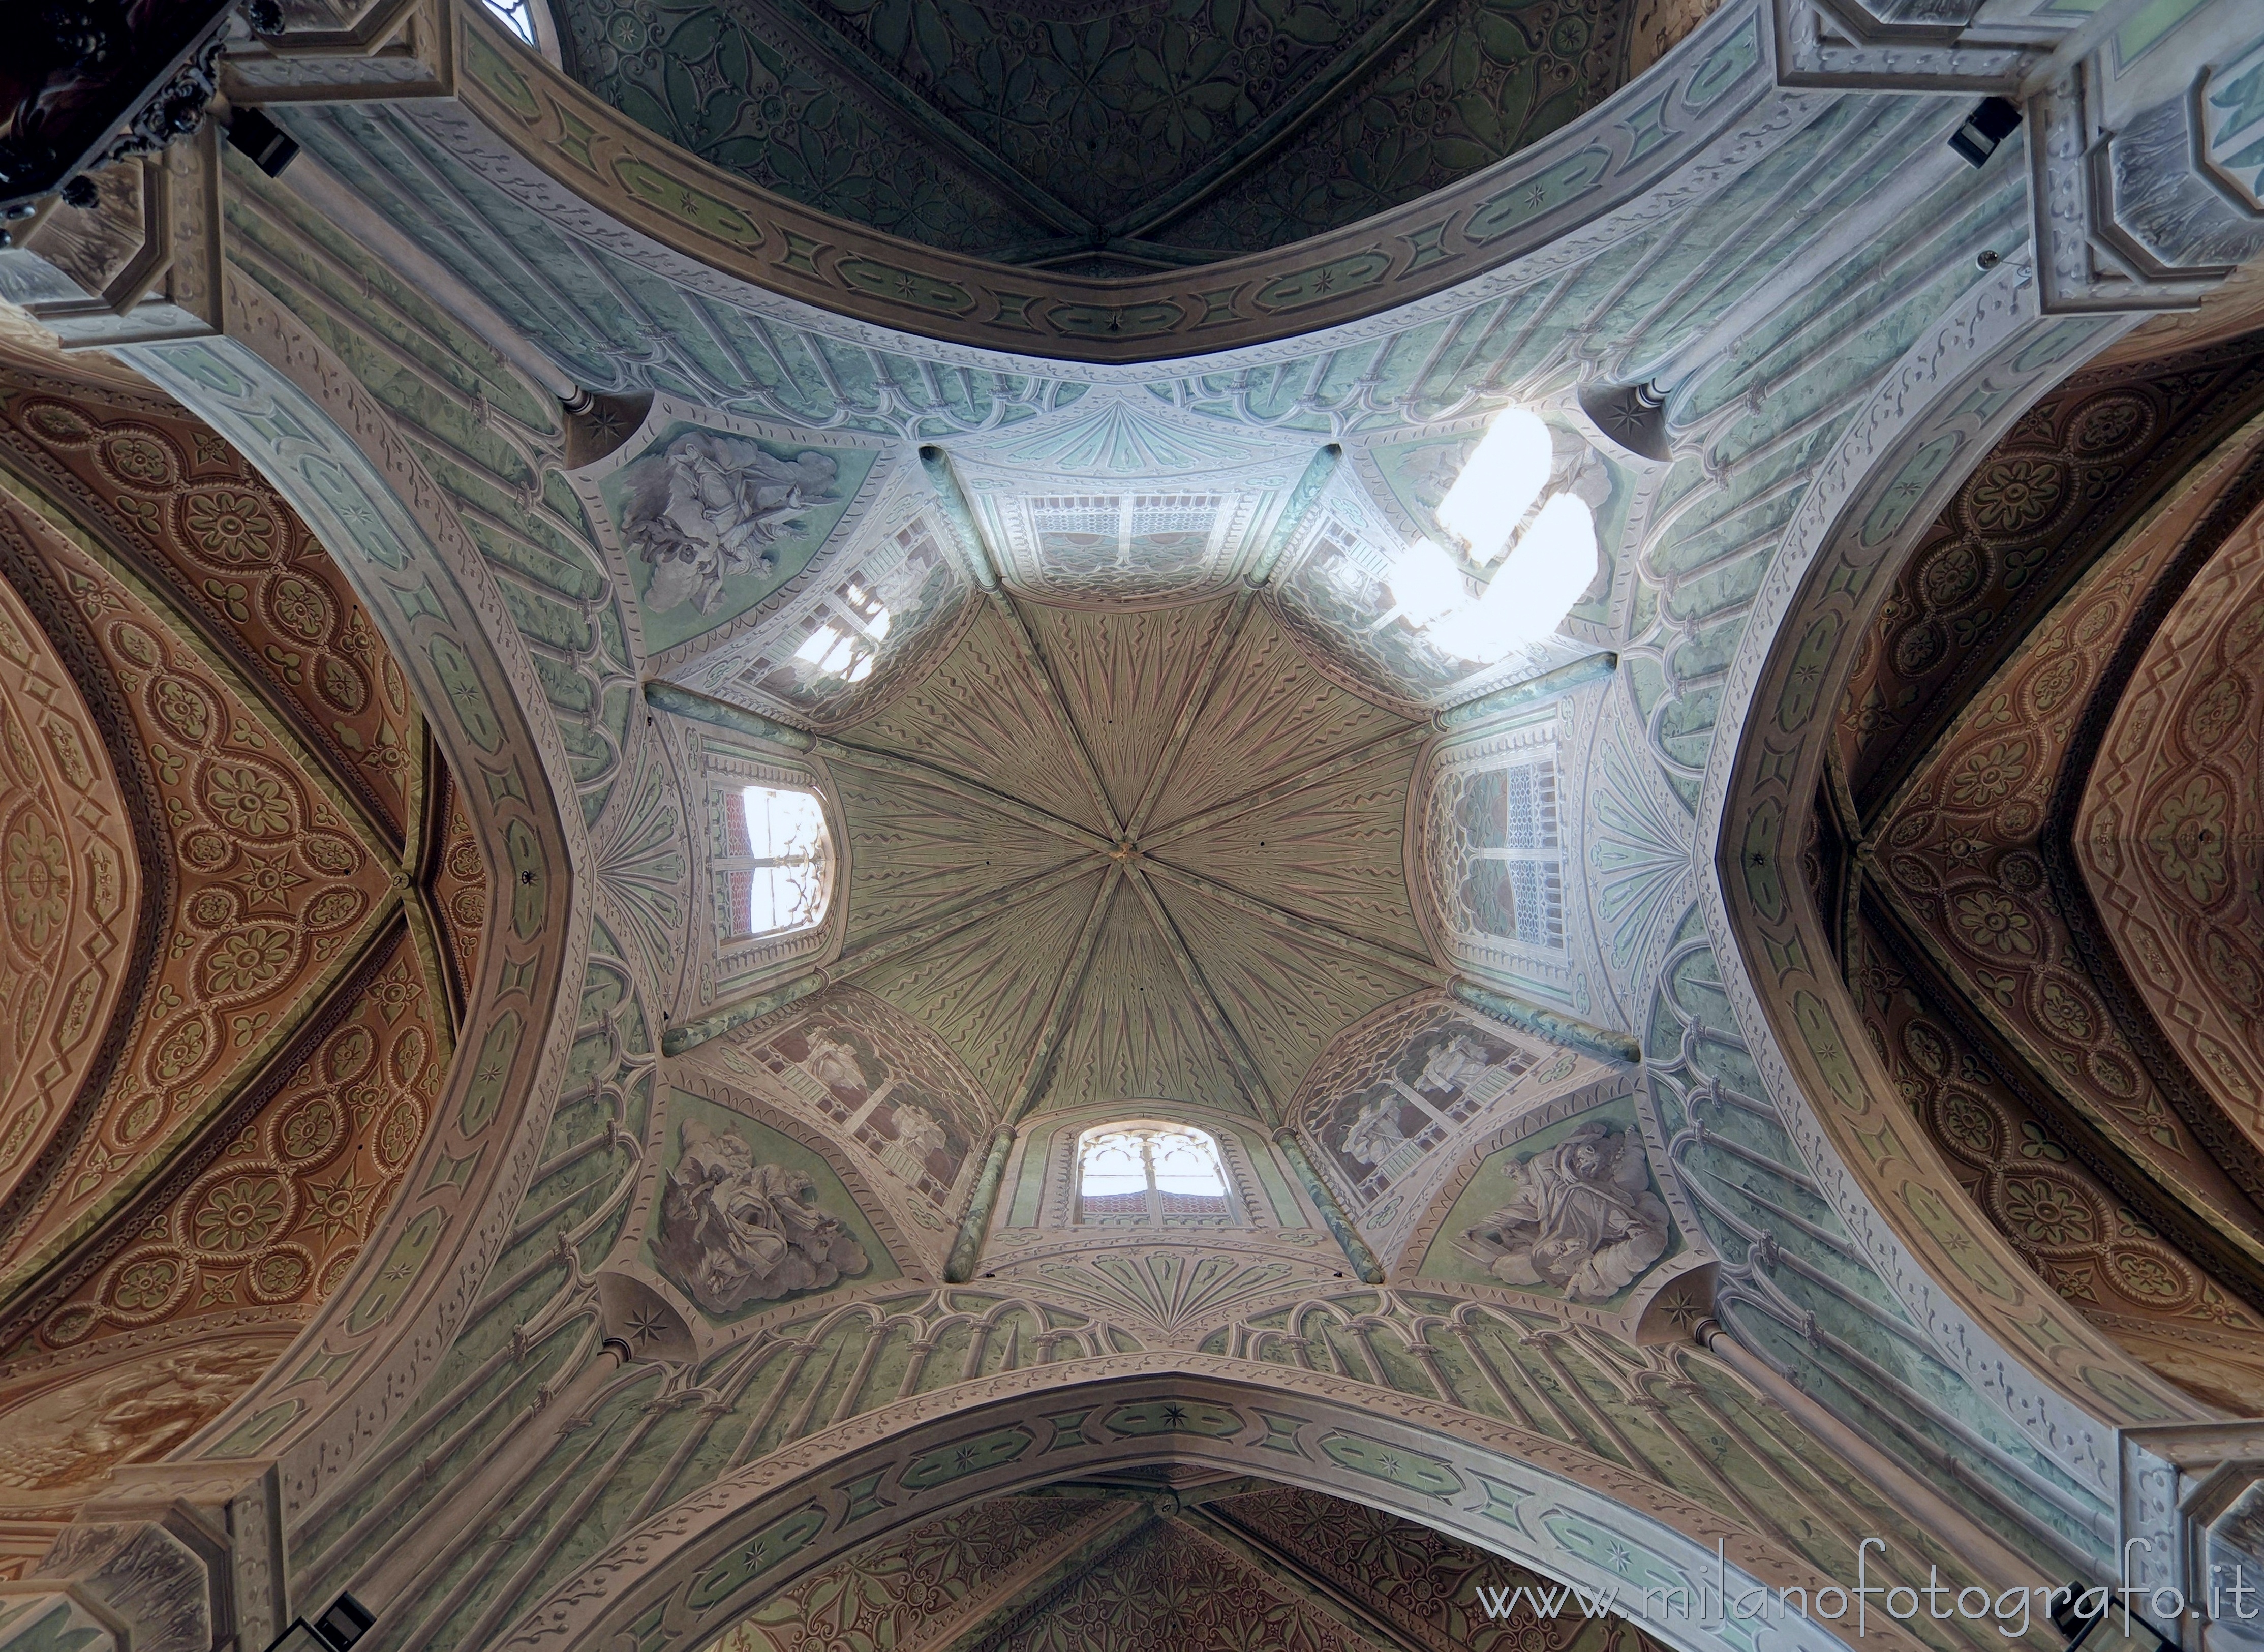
1457,1121,1670,1303
655,1118,870,1314
623,433,841,616
0,1341,284,1496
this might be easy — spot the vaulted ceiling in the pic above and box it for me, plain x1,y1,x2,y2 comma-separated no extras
1818,331,2264,1416
552,0,1682,266
816,592,1433,1118
14,0,2264,1647
0,343,482,1573
708,1480,1664,1652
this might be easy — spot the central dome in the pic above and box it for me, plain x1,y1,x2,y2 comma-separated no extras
821,589,1438,1114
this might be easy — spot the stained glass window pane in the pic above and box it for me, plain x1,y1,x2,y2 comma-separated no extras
1447,752,1563,952
1501,759,1557,850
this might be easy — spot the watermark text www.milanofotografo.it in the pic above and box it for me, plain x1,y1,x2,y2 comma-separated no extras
1476,1539,2263,1640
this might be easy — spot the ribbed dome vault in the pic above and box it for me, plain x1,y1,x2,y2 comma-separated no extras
823,589,1437,1116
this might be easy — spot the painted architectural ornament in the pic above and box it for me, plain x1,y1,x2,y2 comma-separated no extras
15,0,2264,1646
698,994,981,1222
0,344,456,1570
1457,1120,1667,1301
656,1118,872,1313
1298,998,1558,1207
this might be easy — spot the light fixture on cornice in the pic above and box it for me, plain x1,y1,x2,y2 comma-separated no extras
1390,409,1598,665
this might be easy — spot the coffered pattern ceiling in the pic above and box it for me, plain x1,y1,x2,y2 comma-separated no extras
733,1476,1632,1652
1820,338,2264,1417
1837,335,2264,821
2078,500,2264,1152
0,482,397,1290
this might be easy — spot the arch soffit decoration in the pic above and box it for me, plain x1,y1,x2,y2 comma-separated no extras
0,439,400,1302
2075,481,2264,1154
1846,412,2264,1418
223,0,1782,365
488,1363,1912,1652
0,346,516,1574
116,289,587,1508
1702,259,2224,1514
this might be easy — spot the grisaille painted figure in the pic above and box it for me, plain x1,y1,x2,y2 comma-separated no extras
656,1119,869,1313
1462,1122,1668,1302
624,433,839,614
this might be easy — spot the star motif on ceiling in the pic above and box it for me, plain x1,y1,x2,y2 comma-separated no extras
299,1164,377,1244
231,845,307,912
1656,1287,1702,1327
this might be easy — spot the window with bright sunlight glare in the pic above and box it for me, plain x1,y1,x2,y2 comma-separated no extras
481,0,539,43
1435,407,1552,564
791,582,892,684
1393,408,1597,664
723,785,831,938
1077,1124,1229,1219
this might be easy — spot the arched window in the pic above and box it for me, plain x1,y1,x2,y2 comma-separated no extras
1077,1123,1229,1221
720,785,832,939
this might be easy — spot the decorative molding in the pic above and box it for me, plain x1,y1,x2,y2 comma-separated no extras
247,0,1782,361
1699,256,2180,1516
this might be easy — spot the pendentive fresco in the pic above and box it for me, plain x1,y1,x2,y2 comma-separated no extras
655,1117,874,1313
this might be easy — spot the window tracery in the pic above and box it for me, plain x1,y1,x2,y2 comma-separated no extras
720,784,832,940
480,0,540,42
1076,1123,1230,1222
1375,409,1601,667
